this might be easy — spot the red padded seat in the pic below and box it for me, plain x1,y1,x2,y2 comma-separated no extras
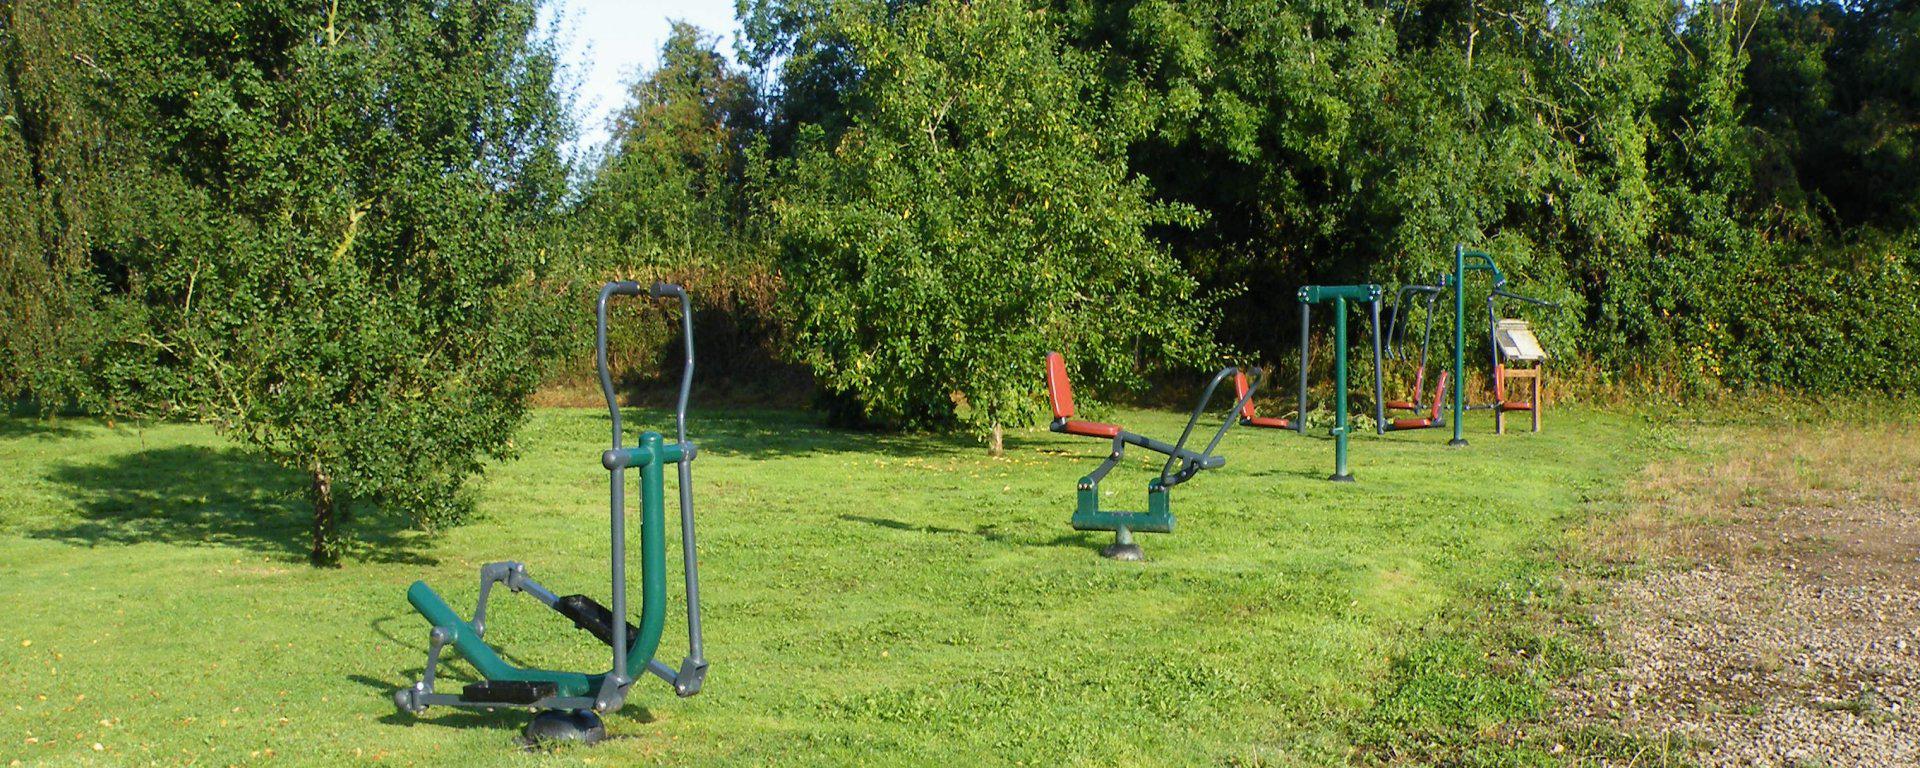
1386,370,1427,412
1046,352,1125,440
1494,367,1536,411
1060,420,1122,438
1232,370,1293,430
1393,371,1451,429
1045,352,1077,420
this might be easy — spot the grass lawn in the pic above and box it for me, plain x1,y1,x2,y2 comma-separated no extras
0,404,1658,766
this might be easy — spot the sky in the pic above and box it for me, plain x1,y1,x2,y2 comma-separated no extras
544,0,745,154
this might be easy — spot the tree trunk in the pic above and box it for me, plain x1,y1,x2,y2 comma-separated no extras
988,420,1004,457
309,464,340,567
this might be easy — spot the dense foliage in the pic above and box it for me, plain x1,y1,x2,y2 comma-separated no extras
6,0,1920,559
768,0,1215,447
734,0,1920,397
0,0,572,564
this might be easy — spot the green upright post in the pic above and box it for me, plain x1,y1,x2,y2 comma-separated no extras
1330,296,1353,481
1450,244,1468,447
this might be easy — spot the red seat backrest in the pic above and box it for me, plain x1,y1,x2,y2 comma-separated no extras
1044,352,1075,420
1234,370,1257,420
1428,371,1451,420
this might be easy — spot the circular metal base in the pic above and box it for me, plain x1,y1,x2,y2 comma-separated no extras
1447,438,1469,448
523,709,607,745
1328,473,1355,483
1100,541,1145,561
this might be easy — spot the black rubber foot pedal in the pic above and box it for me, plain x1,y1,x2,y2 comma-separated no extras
462,680,555,705
556,594,640,650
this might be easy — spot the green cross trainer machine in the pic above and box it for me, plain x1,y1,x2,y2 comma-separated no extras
392,281,708,744
1044,352,1257,560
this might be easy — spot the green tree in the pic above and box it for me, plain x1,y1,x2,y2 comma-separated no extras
0,0,155,410
578,21,762,271
772,0,1214,454
2,0,574,565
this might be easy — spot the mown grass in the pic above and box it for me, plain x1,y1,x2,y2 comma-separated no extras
0,405,1657,766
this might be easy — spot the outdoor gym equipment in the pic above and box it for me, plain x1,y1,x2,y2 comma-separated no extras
1493,319,1547,433
392,281,708,744
1044,352,1256,560
1445,245,1557,445
1377,280,1453,433
1231,284,1387,482
1383,281,1445,413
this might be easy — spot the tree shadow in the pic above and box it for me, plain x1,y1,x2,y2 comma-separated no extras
0,405,85,439
34,445,435,565
838,513,983,538
662,407,985,461
839,514,1093,551
0,418,83,439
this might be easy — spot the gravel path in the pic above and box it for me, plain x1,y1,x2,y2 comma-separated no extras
1562,491,1920,767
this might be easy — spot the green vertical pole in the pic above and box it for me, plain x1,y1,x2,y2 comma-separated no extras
624,434,671,674
1331,296,1353,481
1450,244,1468,447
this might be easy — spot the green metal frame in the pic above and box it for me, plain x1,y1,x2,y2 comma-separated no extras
1071,476,1174,534
1448,246,1502,446
1295,284,1386,481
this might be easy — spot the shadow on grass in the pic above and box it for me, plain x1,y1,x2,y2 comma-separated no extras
839,514,1098,553
370,615,553,678
0,408,86,439
353,672,661,735
664,408,987,461
35,445,435,565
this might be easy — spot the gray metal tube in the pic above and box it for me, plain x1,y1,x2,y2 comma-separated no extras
1417,290,1436,407
651,282,693,445
1158,366,1237,485
1486,294,1500,402
596,281,643,685
1370,298,1385,434
652,283,707,681
1297,301,1310,435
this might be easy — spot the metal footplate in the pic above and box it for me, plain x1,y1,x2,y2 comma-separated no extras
462,681,556,705
555,594,641,650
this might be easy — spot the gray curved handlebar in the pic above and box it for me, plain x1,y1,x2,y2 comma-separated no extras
1158,366,1251,487
1491,287,1558,309
594,280,706,696
656,284,693,444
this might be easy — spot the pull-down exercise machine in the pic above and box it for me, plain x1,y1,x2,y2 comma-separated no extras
393,282,708,744
1232,284,1387,481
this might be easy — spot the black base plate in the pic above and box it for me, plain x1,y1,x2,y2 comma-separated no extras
523,709,607,745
